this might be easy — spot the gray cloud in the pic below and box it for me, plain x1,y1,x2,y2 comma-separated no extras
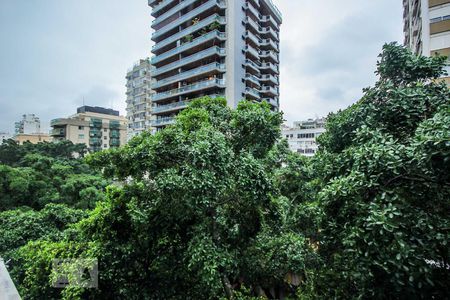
0,0,404,133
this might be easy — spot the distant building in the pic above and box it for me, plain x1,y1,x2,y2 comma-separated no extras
14,133,51,145
403,0,450,85
14,114,41,135
282,118,326,156
126,58,155,140
0,132,11,144
50,106,128,152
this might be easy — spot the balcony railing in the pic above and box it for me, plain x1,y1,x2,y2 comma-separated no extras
151,46,226,77
152,78,226,102
151,117,176,126
50,128,66,136
152,63,226,89
260,50,279,63
245,73,261,86
245,87,260,99
260,74,279,84
261,85,279,96
152,14,226,52
152,0,197,27
150,0,173,16
152,0,226,40
244,59,261,73
151,30,226,65
153,101,189,113
261,0,283,22
260,38,279,52
260,62,279,74
245,45,260,59
262,97,279,107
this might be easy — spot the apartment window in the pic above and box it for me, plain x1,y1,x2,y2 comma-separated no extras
305,149,315,154
79,134,85,139
104,128,108,132
104,144,107,148
298,133,315,139
78,126,84,130
104,136,107,140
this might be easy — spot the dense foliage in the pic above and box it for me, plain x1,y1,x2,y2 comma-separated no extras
1,43,448,299
0,141,108,210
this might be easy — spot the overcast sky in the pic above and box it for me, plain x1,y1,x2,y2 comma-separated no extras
0,0,403,134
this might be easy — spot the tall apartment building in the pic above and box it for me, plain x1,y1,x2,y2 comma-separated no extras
403,0,450,84
50,106,127,152
282,118,326,157
126,58,155,140
148,0,282,128
14,114,41,135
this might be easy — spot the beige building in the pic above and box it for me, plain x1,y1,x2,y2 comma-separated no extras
14,133,51,145
51,106,127,152
126,58,155,140
403,0,450,84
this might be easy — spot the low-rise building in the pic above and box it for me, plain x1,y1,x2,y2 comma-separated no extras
50,106,127,152
282,118,326,156
14,133,51,145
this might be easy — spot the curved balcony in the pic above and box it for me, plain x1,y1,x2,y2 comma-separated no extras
151,30,226,65
151,63,226,89
260,38,279,52
152,14,226,52
260,50,279,63
152,78,226,102
151,46,226,77
260,74,279,85
152,0,226,41
244,59,261,73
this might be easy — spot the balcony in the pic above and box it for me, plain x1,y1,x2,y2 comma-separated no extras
245,73,261,86
244,59,261,73
260,15,279,30
151,30,226,65
260,62,279,74
261,85,279,96
260,50,279,63
244,30,261,47
244,16,260,33
262,97,279,107
244,1,260,20
151,117,176,127
152,78,226,102
151,46,226,77
152,0,197,27
152,14,226,52
260,74,279,85
152,63,226,89
244,87,260,99
245,45,260,59
153,101,189,114
150,0,173,15
260,38,279,52
260,26,279,41
50,128,66,136
261,0,283,23
152,0,226,41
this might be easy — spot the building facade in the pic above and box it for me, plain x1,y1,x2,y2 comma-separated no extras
148,0,282,128
50,106,127,152
14,133,51,145
126,58,155,140
282,118,326,157
14,114,41,135
0,132,11,144
403,0,450,84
